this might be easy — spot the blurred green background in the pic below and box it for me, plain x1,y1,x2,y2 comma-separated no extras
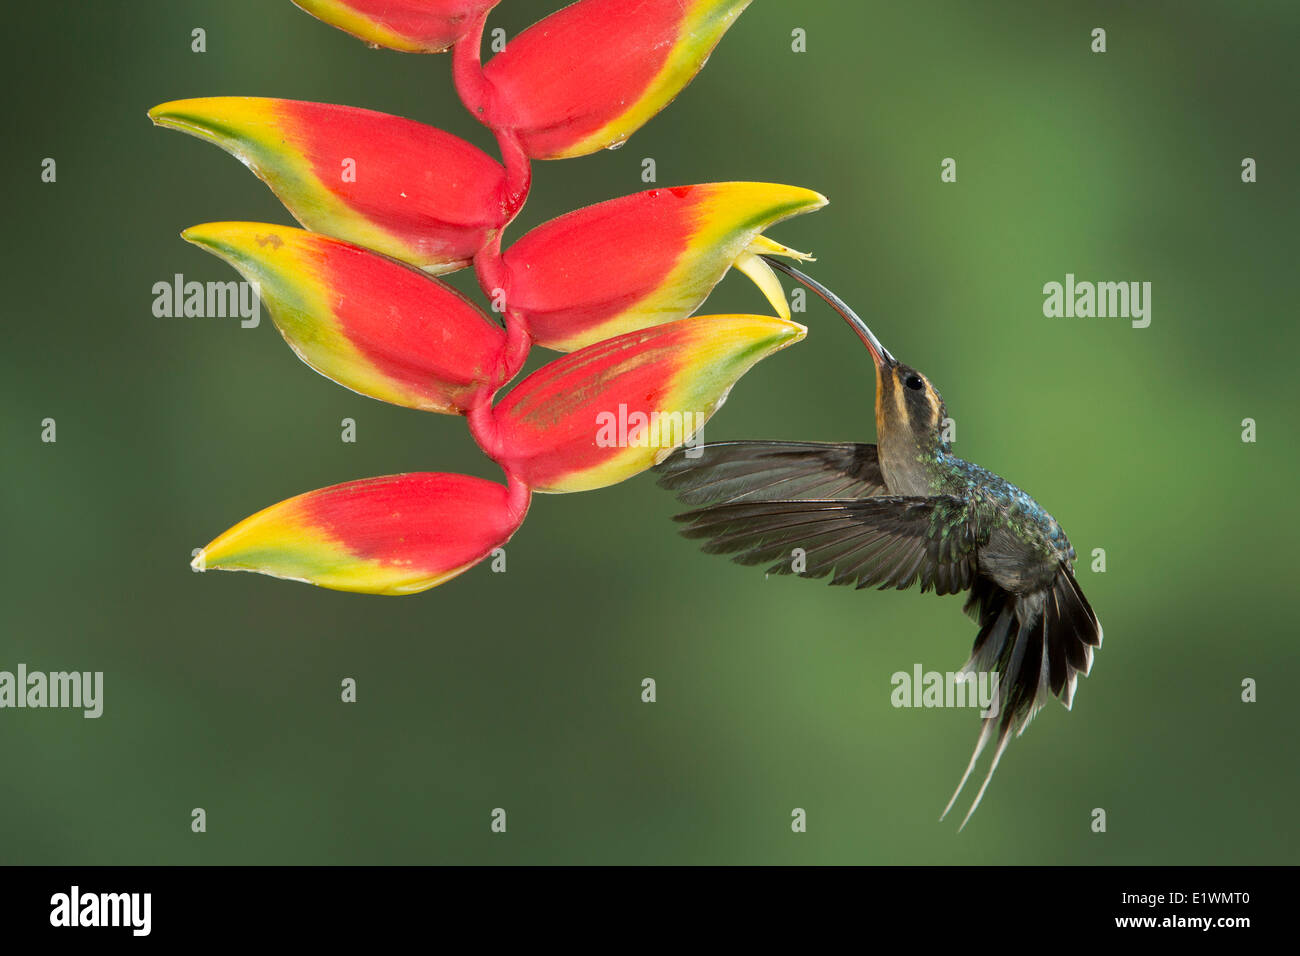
3,0,1297,864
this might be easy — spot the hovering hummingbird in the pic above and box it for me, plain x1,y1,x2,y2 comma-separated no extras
655,258,1102,828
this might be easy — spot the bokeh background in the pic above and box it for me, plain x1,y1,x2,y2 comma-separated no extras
3,0,1297,864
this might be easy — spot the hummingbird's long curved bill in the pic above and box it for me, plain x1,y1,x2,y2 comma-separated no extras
760,256,896,368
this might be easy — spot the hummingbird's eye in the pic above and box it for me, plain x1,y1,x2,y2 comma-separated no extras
905,374,924,391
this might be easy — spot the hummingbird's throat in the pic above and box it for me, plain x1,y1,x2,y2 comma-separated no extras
873,364,889,430
873,366,949,495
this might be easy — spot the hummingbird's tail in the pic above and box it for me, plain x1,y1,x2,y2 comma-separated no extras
942,569,1102,829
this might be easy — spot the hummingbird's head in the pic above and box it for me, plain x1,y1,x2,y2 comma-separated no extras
875,362,949,452
759,256,951,455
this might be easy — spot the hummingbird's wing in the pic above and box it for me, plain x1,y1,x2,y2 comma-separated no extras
671,494,980,595
654,441,886,506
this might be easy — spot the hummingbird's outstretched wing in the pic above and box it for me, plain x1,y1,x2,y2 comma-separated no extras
654,441,887,506
670,494,981,596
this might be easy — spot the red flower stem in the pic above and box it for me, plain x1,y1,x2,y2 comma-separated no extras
451,10,491,121
504,469,532,525
453,5,532,402
499,309,531,384
474,232,508,306
451,4,531,215
494,127,531,219
466,394,502,462
472,231,531,388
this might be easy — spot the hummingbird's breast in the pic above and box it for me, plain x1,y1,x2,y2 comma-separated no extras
876,446,936,497
927,453,1076,591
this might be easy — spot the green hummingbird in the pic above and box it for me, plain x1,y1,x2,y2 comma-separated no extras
655,258,1102,828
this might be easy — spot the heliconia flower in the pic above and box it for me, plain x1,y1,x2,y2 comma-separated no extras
160,0,822,598
459,0,753,159
183,222,507,414
148,97,510,272
291,0,500,53
483,314,805,493
192,472,528,594
481,182,827,352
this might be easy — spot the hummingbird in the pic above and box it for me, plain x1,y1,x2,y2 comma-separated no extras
655,257,1102,828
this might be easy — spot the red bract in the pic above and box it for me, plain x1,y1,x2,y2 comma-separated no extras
195,473,528,595
291,0,501,53
458,0,753,159
483,315,806,493
483,183,826,351
149,98,512,272
156,0,824,594
183,222,510,414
